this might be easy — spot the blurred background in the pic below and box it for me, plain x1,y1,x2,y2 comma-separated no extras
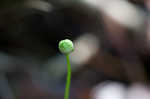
0,0,150,99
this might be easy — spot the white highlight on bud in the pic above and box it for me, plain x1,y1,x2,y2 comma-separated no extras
25,0,53,12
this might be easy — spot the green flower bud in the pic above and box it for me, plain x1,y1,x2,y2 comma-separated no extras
59,39,74,54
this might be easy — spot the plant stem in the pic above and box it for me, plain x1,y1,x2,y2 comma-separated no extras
64,54,71,99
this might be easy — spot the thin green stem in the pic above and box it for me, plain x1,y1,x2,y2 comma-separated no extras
64,54,71,99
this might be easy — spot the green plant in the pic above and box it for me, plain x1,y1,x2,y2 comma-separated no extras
59,39,74,99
